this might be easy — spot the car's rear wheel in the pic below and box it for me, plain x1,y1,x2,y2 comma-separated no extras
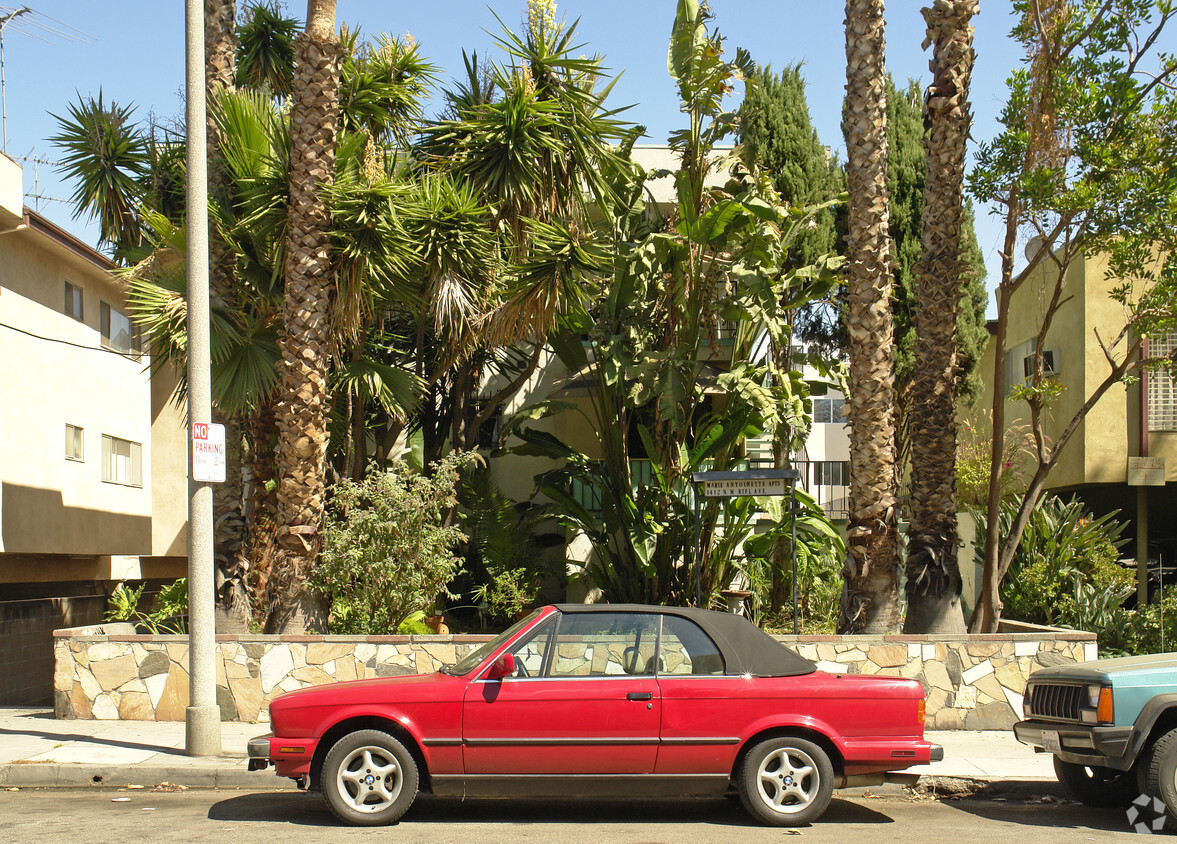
738,736,834,826
321,729,418,826
1142,727,1177,829
1053,756,1137,807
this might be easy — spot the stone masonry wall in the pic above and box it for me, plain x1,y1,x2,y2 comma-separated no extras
54,624,1096,730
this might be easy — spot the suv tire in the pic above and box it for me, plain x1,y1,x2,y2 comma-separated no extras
1053,756,1137,807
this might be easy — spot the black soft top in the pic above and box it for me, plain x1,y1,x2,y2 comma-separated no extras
552,603,816,678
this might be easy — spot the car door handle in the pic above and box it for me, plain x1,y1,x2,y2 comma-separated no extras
626,692,653,701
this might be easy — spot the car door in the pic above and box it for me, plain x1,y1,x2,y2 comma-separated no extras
462,611,661,775
653,613,748,775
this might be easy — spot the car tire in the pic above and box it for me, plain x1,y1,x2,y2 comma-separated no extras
321,729,418,826
1143,727,1177,829
738,736,834,826
1053,755,1137,807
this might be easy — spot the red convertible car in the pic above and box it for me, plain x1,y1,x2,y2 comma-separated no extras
248,604,941,826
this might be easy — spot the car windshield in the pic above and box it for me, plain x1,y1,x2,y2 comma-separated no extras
441,609,543,676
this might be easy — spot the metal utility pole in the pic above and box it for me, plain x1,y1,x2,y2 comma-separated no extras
184,0,220,757
0,7,31,154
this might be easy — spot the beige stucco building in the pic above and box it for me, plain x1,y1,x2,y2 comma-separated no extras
0,154,188,703
969,247,1177,588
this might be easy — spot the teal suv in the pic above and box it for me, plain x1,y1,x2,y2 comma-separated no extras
1015,653,1177,822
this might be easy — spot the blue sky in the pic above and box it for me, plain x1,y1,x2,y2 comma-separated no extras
2,1,1044,308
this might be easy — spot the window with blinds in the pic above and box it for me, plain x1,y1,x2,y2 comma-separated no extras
101,435,142,487
1149,333,1177,432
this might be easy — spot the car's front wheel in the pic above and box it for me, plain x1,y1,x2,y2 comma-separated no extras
321,729,418,826
1053,756,1137,807
738,736,834,826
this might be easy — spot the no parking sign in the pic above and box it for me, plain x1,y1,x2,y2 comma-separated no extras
191,422,226,483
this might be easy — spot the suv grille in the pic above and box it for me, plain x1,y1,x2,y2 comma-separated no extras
1027,683,1083,722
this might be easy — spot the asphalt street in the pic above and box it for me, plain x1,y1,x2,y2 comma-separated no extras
0,788,1154,843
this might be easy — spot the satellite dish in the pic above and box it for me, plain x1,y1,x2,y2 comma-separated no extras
1025,235,1045,262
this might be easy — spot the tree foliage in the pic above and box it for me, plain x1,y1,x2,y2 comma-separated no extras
509,0,842,606
969,0,1177,632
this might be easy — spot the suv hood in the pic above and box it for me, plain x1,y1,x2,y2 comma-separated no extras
1031,652,1177,685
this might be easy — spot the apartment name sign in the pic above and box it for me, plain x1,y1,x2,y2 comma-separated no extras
192,422,226,483
1128,456,1166,486
693,469,800,498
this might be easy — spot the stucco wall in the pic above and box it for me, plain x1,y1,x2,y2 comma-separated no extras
0,233,152,555
54,625,1096,730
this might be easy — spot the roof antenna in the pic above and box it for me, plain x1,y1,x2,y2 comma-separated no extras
0,6,94,154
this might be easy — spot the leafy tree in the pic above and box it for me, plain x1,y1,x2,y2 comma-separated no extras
509,0,841,606
737,62,844,614
969,0,1177,632
738,63,841,272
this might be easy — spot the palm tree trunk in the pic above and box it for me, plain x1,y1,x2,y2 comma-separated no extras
838,0,902,634
904,0,977,634
266,0,340,633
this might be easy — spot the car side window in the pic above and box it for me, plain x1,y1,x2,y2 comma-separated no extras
509,618,554,677
548,612,660,677
660,616,725,675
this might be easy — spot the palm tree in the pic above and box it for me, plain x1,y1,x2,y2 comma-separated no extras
838,0,902,633
265,0,341,633
904,0,978,634
412,8,631,462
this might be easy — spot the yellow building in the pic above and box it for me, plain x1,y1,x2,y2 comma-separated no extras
969,247,1177,594
0,154,188,704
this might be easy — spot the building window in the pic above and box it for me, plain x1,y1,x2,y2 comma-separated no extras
65,424,84,461
100,301,138,355
812,461,848,486
812,397,847,424
1149,333,1177,432
102,435,142,487
1005,338,1060,394
64,281,83,321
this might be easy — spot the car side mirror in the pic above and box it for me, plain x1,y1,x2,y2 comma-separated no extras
485,652,515,681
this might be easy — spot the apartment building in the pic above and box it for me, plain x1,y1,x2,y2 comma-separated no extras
0,154,188,703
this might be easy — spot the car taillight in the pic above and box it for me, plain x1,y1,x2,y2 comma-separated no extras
918,697,926,725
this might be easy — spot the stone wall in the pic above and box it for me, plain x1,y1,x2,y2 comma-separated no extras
2,596,105,706
785,630,1098,730
54,624,1096,730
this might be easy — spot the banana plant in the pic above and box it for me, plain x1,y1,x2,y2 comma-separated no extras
503,2,844,607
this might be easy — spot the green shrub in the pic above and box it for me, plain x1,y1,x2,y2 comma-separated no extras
105,579,188,634
457,466,550,626
989,495,1128,628
1134,586,1177,655
311,454,472,634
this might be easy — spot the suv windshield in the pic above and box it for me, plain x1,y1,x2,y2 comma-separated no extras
442,610,543,676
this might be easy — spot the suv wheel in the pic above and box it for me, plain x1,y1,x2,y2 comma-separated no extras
1053,756,1137,807
1143,727,1177,829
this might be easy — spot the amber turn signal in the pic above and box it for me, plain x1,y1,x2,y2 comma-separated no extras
918,698,926,725
1096,687,1115,724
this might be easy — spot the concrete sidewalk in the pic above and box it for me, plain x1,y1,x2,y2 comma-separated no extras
0,708,1057,794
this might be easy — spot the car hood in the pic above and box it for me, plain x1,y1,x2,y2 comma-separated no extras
1029,652,1177,686
270,670,463,710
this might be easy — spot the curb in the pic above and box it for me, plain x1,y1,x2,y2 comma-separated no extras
0,761,290,790
1,763,1061,801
